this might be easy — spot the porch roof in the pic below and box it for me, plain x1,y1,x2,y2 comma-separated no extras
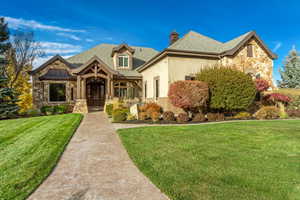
39,69,76,81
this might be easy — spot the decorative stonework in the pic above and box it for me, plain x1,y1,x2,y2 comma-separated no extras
220,39,274,87
73,99,88,113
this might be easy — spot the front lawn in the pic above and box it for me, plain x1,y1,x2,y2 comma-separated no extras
0,114,82,200
118,120,300,200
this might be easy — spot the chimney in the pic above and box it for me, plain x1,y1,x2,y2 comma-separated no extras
169,31,179,45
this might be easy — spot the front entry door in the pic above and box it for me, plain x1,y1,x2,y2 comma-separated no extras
86,78,106,107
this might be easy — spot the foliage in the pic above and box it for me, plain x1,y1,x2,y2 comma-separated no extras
254,106,280,120
0,114,82,200
263,93,291,104
26,109,41,117
118,120,300,200
287,109,300,118
192,113,206,122
144,102,162,116
0,17,19,118
255,78,270,92
54,105,69,114
196,66,256,112
278,48,300,88
150,112,160,122
162,111,175,121
112,108,128,122
105,104,113,116
207,113,225,121
138,112,148,120
233,112,252,120
176,113,189,123
126,113,137,121
168,80,209,113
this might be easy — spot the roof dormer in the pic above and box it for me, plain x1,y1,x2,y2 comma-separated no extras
111,43,135,70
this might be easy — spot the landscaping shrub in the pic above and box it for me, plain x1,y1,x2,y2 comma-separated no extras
254,106,280,120
139,112,148,120
151,112,160,122
105,104,113,117
263,93,291,104
112,109,128,122
168,80,209,113
206,113,224,121
287,109,300,118
216,113,225,121
26,109,41,117
177,113,189,123
197,66,256,112
126,113,137,121
54,105,68,114
255,78,270,92
234,112,252,120
192,113,206,122
162,111,175,121
144,103,162,116
41,106,55,115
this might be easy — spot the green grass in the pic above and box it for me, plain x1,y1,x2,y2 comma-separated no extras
0,114,82,200
118,120,300,200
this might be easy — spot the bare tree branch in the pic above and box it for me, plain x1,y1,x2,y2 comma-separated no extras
8,31,44,88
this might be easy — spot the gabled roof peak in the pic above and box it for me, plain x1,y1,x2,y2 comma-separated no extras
111,43,135,57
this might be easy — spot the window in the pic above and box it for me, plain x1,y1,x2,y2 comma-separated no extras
154,77,159,98
247,44,253,57
49,83,66,102
118,55,129,68
71,88,74,101
185,75,196,80
144,81,147,98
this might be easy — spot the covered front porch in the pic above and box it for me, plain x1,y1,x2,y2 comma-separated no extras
72,56,142,113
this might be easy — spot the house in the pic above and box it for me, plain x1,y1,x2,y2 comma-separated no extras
30,30,277,113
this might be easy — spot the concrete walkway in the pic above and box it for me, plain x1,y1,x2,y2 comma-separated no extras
28,112,169,200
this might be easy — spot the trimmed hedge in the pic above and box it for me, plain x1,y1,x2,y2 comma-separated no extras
177,113,189,123
163,111,175,121
197,66,256,112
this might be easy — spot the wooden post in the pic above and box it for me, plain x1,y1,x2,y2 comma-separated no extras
82,78,86,99
77,76,81,99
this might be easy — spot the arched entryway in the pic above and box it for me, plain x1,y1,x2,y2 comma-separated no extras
86,77,106,108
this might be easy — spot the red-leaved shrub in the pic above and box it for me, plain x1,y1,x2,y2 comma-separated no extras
264,93,291,104
255,79,270,92
168,80,209,113
177,113,189,123
163,111,175,121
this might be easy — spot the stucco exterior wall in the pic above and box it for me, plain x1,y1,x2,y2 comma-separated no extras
168,56,218,83
141,57,169,99
220,39,274,86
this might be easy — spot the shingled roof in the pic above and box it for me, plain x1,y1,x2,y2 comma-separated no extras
137,30,277,72
67,44,158,77
39,69,76,81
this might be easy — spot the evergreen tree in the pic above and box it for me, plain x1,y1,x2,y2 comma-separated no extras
278,47,300,88
0,17,19,118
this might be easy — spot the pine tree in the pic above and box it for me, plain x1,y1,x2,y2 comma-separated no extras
0,17,19,118
278,47,300,88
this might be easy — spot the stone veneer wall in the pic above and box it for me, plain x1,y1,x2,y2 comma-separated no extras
32,59,76,108
220,39,274,87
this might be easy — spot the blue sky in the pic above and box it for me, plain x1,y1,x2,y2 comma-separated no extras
2,0,300,82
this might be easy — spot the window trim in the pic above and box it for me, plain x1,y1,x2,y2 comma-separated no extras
118,54,129,68
247,44,254,57
48,82,67,103
144,81,147,99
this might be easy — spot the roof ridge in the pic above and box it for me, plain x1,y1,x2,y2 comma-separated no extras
188,30,223,44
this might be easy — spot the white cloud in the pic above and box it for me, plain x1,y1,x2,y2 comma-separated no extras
57,32,81,41
33,54,75,68
86,38,94,42
104,37,113,41
272,42,282,52
39,41,82,54
3,16,86,33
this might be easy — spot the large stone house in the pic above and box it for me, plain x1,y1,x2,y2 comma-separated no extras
30,30,277,113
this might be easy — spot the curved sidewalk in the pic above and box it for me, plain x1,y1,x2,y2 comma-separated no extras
28,112,169,200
